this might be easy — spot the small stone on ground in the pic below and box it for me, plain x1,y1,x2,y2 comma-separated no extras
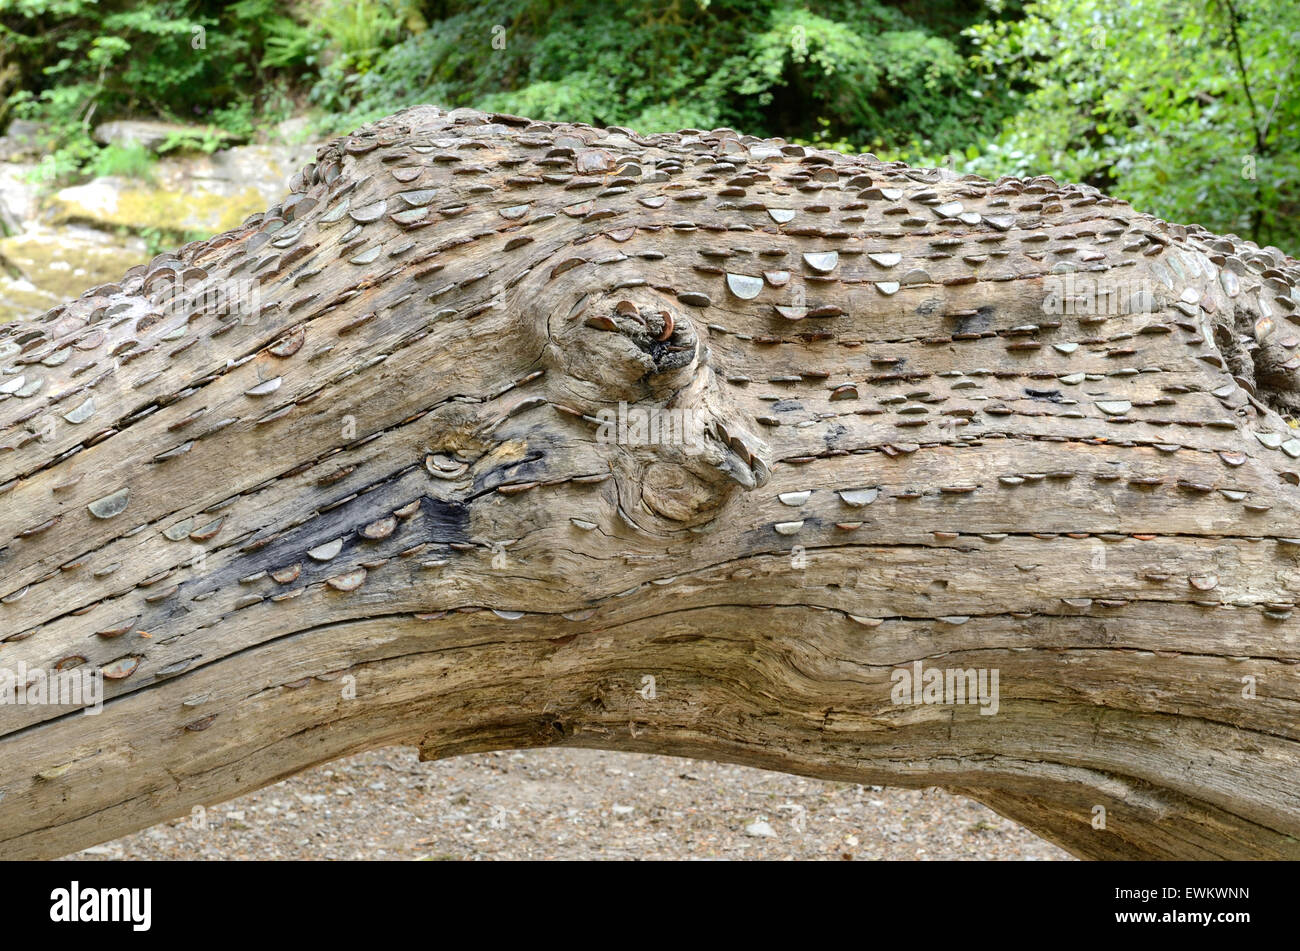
66,747,1072,861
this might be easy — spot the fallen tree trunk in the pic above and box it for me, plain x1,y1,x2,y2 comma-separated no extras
1,105,1298,860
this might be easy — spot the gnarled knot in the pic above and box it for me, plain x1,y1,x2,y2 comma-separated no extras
584,300,697,376
594,356,772,527
542,289,769,524
548,292,701,407
628,407,772,525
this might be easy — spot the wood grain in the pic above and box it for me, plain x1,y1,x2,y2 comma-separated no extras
1,105,1297,859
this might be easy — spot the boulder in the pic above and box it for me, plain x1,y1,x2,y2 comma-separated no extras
91,119,239,153
272,115,315,145
0,161,41,229
0,225,148,322
49,142,318,235
0,120,48,161
0,274,61,320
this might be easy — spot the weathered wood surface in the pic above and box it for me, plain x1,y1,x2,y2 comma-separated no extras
1,105,1298,860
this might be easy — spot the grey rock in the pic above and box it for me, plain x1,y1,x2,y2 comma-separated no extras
92,119,239,153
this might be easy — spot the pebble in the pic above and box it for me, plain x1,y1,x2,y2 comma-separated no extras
64,748,1071,861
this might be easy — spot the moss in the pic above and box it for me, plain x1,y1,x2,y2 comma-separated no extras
0,231,149,321
0,278,63,321
51,185,268,235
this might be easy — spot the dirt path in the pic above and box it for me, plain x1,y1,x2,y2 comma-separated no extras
66,747,1071,860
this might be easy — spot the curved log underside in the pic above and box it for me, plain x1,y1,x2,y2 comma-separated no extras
1,106,1298,860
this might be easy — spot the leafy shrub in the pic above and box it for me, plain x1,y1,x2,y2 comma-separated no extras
964,0,1300,248
0,0,312,181
89,142,155,181
307,0,1003,161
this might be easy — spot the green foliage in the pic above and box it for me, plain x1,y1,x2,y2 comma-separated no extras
0,0,311,182
89,142,155,181
964,0,1300,248
158,126,231,155
310,0,420,71
4,1,213,122
229,0,318,71
307,0,1004,162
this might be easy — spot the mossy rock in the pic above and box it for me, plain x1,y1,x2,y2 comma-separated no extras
0,226,149,322
92,120,240,153
0,276,62,321
50,178,269,235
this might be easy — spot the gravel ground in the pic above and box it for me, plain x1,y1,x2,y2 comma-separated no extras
65,747,1071,860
